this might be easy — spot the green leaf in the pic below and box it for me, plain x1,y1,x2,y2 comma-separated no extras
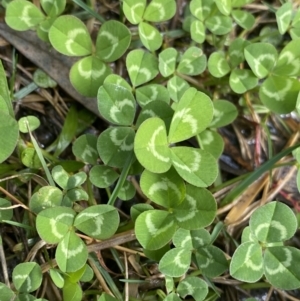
172,228,193,249
40,0,66,17
67,172,87,190
36,206,76,243
190,0,214,20
0,283,15,301
0,198,13,222
136,84,170,107
259,75,300,114
177,47,207,76
64,187,88,204
98,293,118,301
195,245,228,277
159,247,191,277
171,147,218,187
36,17,55,42
138,22,162,51
74,205,119,240
97,127,135,168
163,293,182,301
143,0,176,22
167,76,190,102
205,15,232,35
21,148,41,169
122,0,146,24
244,43,277,79
134,117,171,173
159,48,178,77
0,60,13,117
49,269,64,288
52,165,69,189
96,20,131,62
168,88,213,143
0,111,19,163
230,241,263,283
29,186,63,214
130,203,154,222
135,210,176,250
18,116,40,133
229,69,258,94
140,167,186,208
126,49,158,87
13,262,42,293
56,231,88,273
173,185,217,229
62,279,82,301
103,74,132,91
177,277,208,301
273,39,300,77
80,264,94,282
208,51,230,78
215,0,231,16
97,83,136,125
275,2,292,35
250,202,297,243
198,130,224,159
190,20,206,43
117,180,136,201
231,10,255,30
89,165,119,188
264,246,300,290
72,134,98,165
228,38,248,68
5,0,45,31
210,100,238,128
33,69,57,88
49,15,92,56
70,56,111,97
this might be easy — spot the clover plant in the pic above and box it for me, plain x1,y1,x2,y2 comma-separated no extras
1,0,300,300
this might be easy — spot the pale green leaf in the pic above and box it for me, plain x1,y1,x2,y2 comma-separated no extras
96,20,131,62
198,130,224,159
163,293,182,301
205,15,232,35
130,203,154,222
177,277,208,301
215,0,231,16
103,74,131,91
49,15,92,56
49,269,64,288
89,165,119,188
0,60,13,116
122,0,146,24
136,84,170,107
134,117,172,173
228,38,248,68
19,116,40,133
229,69,258,94
143,0,176,22
276,2,292,35
158,48,178,77
72,134,98,165
210,100,238,128
167,75,189,102
190,20,206,43
0,198,13,221
52,165,69,189
208,51,230,78
40,0,66,17
138,22,162,51
63,280,82,301
0,283,15,301
36,17,55,42
33,68,57,88
190,0,214,20
67,171,87,190
21,148,41,169
135,210,176,250
231,10,255,30
117,180,136,201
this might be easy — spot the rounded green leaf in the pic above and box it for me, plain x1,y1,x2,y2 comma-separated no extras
159,247,191,277
276,2,292,35
250,201,297,243
126,49,158,87
143,0,176,22
103,74,131,91
138,22,162,52
167,76,189,103
37,17,55,42
97,82,136,125
244,43,278,79
89,165,119,188
177,47,207,76
72,134,98,165
171,147,218,187
264,246,300,290
74,205,119,240
33,69,57,88
208,51,230,78
210,100,238,128
97,127,135,168
52,165,69,189
56,231,88,273
191,20,206,44
136,84,170,107
195,245,228,277
122,0,146,24
135,210,176,250
172,228,193,250
177,277,208,301
36,206,76,243
259,75,300,114
190,0,214,20
0,111,19,163
159,48,178,77
232,10,255,30
134,117,171,173
41,0,66,17
96,20,131,62
13,262,42,293
49,269,64,288
228,38,248,68
259,26,282,46
63,280,82,301
168,88,213,143
18,116,40,133
70,56,111,97
118,180,136,201
215,0,231,15
5,0,45,31
130,203,154,222
0,198,13,222
229,69,258,94
163,293,182,301
140,167,186,208
67,171,87,190
29,186,63,214
0,283,15,300
21,148,41,169
205,15,232,35
198,130,224,159
230,241,263,283
49,15,92,56
63,187,88,204
173,185,217,229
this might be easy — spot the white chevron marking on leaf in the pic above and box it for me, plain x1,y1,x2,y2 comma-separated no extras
265,248,292,274
76,212,104,236
149,178,181,199
99,31,118,60
61,239,84,258
109,128,133,151
14,274,32,291
255,220,288,241
252,54,275,78
245,244,263,271
130,3,144,23
129,65,151,81
261,80,292,101
77,60,106,79
174,249,187,268
173,108,198,134
180,59,194,74
21,5,35,27
150,2,165,20
145,212,174,236
65,28,87,55
176,194,196,222
50,213,74,239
